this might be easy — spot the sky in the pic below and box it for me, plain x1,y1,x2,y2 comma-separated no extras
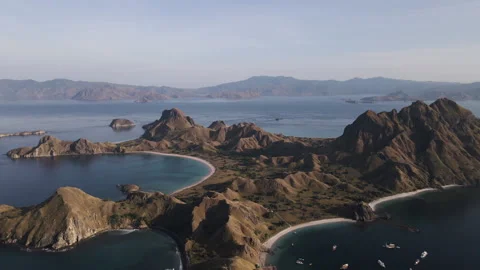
1,0,479,87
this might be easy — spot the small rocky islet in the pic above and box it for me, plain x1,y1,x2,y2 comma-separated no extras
109,118,135,129
2,98,480,269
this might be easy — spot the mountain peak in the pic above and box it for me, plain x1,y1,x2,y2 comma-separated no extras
160,108,187,121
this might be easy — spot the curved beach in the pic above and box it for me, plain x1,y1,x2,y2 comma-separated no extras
263,218,355,249
369,184,462,211
368,188,435,211
130,151,216,195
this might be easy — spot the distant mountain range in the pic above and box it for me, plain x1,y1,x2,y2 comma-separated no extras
0,76,479,101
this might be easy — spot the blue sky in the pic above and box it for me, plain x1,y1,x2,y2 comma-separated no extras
1,0,479,87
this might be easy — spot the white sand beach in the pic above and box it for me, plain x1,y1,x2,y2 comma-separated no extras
260,218,355,265
368,188,435,211
369,184,463,211
263,218,355,249
130,151,216,195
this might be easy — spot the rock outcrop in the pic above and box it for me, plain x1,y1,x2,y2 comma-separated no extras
141,108,288,153
7,136,117,159
349,202,376,222
109,119,135,129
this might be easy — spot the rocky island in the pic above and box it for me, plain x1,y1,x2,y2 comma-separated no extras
109,118,136,129
3,98,480,269
0,130,46,139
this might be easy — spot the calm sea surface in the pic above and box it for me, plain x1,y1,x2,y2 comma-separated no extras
1,96,480,269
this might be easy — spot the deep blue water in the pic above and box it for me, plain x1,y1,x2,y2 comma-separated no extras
2,97,480,270
266,187,480,270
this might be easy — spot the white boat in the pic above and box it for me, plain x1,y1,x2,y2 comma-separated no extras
421,251,428,258
333,245,337,251
340,263,349,269
377,260,386,268
414,259,420,265
296,258,304,265
383,243,399,249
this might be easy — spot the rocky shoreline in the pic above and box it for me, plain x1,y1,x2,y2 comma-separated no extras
2,98,480,269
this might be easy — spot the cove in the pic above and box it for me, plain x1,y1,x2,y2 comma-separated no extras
266,187,480,270
0,153,211,207
0,153,212,270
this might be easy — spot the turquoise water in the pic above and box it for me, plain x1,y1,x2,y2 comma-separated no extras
266,187,480,269
2,97,480,269
0,153,210,207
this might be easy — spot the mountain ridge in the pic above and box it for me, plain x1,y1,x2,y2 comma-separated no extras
0,76,476,101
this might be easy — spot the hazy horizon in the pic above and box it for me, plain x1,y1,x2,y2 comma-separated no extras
1,0,479,87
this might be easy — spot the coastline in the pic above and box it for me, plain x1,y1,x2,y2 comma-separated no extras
129,151,216,195
369,184,463,211
263,218,355,249
261,184,464,265
260,218,355,265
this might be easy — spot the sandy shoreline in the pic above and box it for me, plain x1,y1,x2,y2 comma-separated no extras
129,151,216,195
261,184,464,265
263,218,355,250
260,218,354,265
369,184,463,211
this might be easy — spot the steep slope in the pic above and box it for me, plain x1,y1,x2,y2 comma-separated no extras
335,98,480,190
0,187,186,250
142,108,288,153
0,187,115,249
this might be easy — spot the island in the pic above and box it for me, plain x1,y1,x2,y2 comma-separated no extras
0,130,46,139
109,119,136,129
2,98,480,270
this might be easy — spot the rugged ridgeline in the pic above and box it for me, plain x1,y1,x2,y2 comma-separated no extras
7,136,118,159
3,99,480,269
334,98,480,191
0,187,269,270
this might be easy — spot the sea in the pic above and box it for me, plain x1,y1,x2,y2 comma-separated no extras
1,96,480,269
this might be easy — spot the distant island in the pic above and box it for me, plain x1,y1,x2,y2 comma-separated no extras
1,76,480,101
2,99,480,269
0,130,46,139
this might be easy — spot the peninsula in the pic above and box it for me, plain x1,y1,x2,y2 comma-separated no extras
0,130,46,139
2,98,480,269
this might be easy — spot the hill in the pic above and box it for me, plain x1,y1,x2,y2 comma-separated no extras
2,76,478,101
4,98,480,269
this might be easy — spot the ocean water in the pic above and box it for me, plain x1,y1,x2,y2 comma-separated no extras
0,230,182,270
2,96,480,270
265,187,480,270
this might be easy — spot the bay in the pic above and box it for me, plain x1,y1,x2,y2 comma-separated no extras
2,96,480,270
